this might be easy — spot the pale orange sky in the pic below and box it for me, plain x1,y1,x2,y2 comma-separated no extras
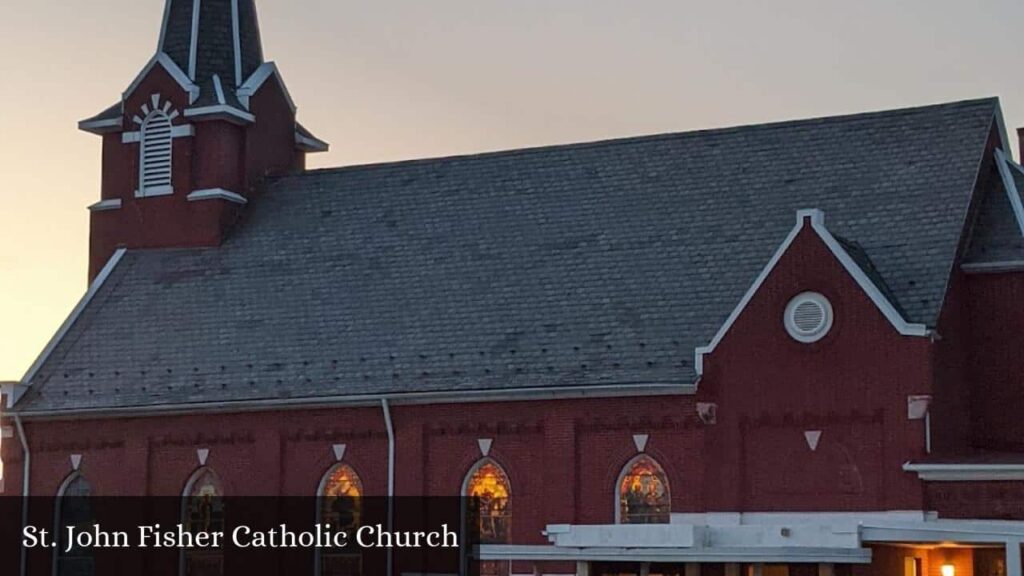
1,0,1023,381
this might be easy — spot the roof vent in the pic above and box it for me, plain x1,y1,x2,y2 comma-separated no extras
784,292,833,343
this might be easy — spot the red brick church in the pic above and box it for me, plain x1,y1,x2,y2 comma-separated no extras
3,1,1024,576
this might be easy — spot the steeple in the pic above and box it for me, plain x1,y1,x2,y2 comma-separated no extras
77,0,328,282
159,0,264,91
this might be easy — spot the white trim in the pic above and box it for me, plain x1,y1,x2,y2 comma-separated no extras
296,130,330,153
183,104,255,123
123,53,200,103
188,0,201,80
78,116,122,134
12,382,693,419
2,382,26,409
157,0,173,51
902,462,1024,481
962,260,1024,274
783,292,833,343
237,62,296,112
994,149,1024,238
134,185,174,198
212,74,226,105
87,199,122,212
187,188,248,204
19,249,128,390
231,0,242,86
694,209,929,375
478,544,871,564
122,124,194,143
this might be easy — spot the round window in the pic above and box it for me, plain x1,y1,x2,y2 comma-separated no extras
784,292,833,343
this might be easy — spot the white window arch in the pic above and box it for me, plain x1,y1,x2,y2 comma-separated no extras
138,109,173,197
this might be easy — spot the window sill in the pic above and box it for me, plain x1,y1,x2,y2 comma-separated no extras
135,186,174,198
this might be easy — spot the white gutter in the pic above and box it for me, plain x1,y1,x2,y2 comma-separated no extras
12,381,693,421
14,413,29,576
381,399,395,576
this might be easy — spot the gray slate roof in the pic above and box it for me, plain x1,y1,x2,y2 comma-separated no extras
17,98,1002,413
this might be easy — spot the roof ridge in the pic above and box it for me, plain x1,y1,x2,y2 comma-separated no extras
282,96,999,181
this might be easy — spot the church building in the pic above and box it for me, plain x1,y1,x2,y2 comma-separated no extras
3,1,1024,576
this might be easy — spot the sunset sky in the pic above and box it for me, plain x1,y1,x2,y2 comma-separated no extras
1,0,1023,382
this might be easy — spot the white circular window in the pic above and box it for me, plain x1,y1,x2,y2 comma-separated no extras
784,292,833,343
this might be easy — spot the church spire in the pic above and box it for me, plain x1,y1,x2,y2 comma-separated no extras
76,0,328,282
159,0,264,88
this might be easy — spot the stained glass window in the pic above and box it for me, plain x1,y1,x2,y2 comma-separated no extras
320,464,363,532
618,455,670,524
56,474,94,576
318,464,364,576
183,468,224,576
464,460,511,544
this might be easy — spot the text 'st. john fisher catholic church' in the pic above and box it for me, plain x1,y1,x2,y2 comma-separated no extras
5,1,1024,576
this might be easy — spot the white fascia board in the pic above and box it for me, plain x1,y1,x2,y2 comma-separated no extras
237,62,297,113
477,544,871,564
694,209,929,376
994,148,1024,238
184,104,256,124
962,260,1024,274
13,382,694,420
87,199,122,212
231,0,242,86
123,52,200,104
18,249,128,393
296,131,329,153
78,116,123,135
903,461,1024,481
187,188,248,204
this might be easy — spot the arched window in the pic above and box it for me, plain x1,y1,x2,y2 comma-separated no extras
617,455,670,524
182,468,224,576
139,110,173,196
55,473,94,576
316,463,364,576
463,459,511,544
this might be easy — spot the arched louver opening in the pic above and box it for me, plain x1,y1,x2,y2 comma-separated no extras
139,110,173,196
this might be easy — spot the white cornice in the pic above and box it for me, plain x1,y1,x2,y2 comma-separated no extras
87,199,123,212
237,62,296,113
903,462,1024,481
187,188,248,204
296,131,329,153
694,209,929,376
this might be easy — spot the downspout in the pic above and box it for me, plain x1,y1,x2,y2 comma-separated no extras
13,413,29,576
381,398,395,576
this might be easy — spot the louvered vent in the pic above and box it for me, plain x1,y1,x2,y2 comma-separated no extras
139,111,173,196
784,292,833,343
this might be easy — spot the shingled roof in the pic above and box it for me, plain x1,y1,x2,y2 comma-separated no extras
14,98,1003,414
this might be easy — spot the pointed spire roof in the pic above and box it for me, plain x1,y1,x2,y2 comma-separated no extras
159,0,264,88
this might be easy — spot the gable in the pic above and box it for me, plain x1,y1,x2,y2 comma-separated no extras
695,210,930,376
